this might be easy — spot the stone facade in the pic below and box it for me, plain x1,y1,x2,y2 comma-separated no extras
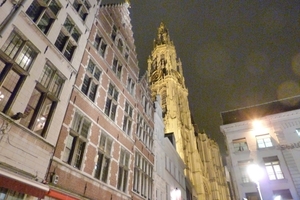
147,22,230,200
221,97,300,200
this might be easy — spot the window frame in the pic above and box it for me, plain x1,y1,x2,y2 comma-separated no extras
263,156,284,180
232,138,249,152
0,31,39,114
256,134,273,149
104,83,119,121
25,0,61,34
117,148,130,193
123,101,133,136
112,58,122,79
81,59,101,101
63,111,91,169
19,62,65,137
94,33,107,57
94,132,113,183
72,0,91,21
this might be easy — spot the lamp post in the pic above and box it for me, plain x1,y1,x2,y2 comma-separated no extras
247,164,264,200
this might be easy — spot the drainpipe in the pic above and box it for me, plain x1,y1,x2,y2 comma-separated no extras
0,0,27,37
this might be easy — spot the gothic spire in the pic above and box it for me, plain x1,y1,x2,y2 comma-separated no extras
154,22,172,46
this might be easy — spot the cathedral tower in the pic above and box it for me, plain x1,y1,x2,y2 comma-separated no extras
147,22,205,199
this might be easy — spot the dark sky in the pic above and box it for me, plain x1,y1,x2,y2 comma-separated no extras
103,0,300,152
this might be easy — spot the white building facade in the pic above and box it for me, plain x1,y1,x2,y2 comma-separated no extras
153,95,186,200
221,98,300,200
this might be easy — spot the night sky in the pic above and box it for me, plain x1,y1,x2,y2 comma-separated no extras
103,0,300,153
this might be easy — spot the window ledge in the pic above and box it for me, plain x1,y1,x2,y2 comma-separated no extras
269,178,289,184
257,146,275,150
233,150,250,155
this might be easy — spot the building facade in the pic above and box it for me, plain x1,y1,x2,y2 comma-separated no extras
221,97,300,200
0,0,98,197
147,22,230,200
47,2,155,200
153,95,187,200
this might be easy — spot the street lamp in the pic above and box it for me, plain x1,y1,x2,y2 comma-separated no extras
247,164,264,200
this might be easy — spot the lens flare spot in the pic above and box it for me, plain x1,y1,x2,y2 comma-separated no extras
277,81,300,106
292,53,300,77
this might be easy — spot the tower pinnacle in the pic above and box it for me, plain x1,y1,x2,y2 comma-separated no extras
154,22,171,46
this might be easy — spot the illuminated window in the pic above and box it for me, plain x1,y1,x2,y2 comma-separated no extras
20,62,64,137
63,111,91,169
296,128,300,136
104,83,118,121
0,31,38,113
238,160,252,183
256,134,272,148
26,0,61,34
117,149,130,192
94,133,112,183
263,156,284,180
232,138,248,152
81,59,101,101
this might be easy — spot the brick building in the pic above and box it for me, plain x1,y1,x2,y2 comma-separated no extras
47,2,155,200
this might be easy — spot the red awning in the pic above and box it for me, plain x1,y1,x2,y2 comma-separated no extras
0,174,48,198
47,189,79,200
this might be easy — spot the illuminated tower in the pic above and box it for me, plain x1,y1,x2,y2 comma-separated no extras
147,22,205,199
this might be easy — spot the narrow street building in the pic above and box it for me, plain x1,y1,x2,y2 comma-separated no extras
48,2,155,199
0,0,98,197
221,96,300,200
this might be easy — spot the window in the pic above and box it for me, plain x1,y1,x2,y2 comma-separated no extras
63,111,91,169
256,134,272,148
232,138,248,152
94,133,112,183
117,149,130,192
0,187,25,200
20,63,64,136
0,31,38,113
55,17,80,61
136,114,153,150
124,46,129,61
112,58,122,79
238,160,252,183
117,38,123,53
94,34,107,57
1,31,38,70
26,0,61,34
296,128,300,136
123,102,133,135
273,189,293,199
63,17,81,42
127,76,135,95
133,152,153,199
104,83,118,121
263,156,284,180
111,25,117,41
73,0,90,21
81,60,101,101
